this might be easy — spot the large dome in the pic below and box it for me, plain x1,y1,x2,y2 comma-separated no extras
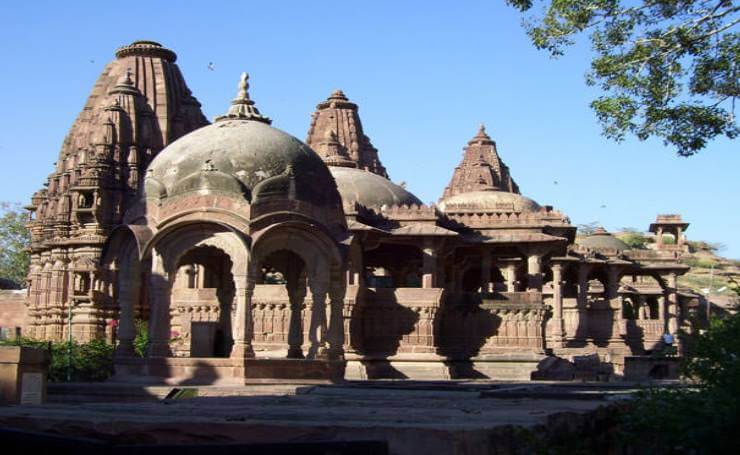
438,190,541,213
145,109,341,208
330,167,422,208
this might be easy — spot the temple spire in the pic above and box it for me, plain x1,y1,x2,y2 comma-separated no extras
215,72,271,124
306,89,388,178
441,124,520,200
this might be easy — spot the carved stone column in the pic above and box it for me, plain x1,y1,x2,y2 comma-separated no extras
505,263,517,292
115,261,139,357
550,263,565,347
666,273,679,335
147,252,171,357
606,265,625,336
307,276,329,359
231,264,256,360
526,254,543,292
422,239,438,289
480,247,492,293
637,295,647,320
576,263,591,337
286,271,306,359
328,271,346,360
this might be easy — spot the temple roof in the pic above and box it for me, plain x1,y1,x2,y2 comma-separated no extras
441,125,519,200
145,73,342,209
27,40,208,247
306,90,388,178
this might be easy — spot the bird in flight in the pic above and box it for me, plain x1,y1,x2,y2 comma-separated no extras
208,62,216,71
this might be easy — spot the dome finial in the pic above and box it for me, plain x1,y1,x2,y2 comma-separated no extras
215,72,272,124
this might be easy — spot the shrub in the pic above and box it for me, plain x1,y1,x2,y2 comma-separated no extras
682,257,720,269
616,231,650,249
618,285,740,453
134,319,148,357
0,337,114,382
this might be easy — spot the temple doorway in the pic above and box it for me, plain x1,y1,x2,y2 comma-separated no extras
171,246,235,357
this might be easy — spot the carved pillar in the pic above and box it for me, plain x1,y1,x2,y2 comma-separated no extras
550,263,565,347
307,276,329,359
328,269,346,360
606,265,625,337
422,239,438,289
231,263,256,360
115,257,139,357
637,295,647,320
666,273,679,335
576,263,591,337
505,263,517,292
147,251,171,357
286,270,307,359
658,295,666,331
480,247,492,293
526,254,543,292
676,227,684,247
656,227,664,246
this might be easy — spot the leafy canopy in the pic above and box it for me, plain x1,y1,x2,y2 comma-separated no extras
507,0,739,155
0,202,31,286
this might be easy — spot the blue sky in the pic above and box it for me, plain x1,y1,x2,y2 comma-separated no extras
1,1,737,258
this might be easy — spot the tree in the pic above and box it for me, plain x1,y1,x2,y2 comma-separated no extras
616,227,651,249
507,0,739,155
0,202,31,286
577,221,601,235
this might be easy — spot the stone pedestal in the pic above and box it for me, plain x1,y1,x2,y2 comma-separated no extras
0,346,49,405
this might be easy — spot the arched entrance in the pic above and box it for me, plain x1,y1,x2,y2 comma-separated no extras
171,245,235,357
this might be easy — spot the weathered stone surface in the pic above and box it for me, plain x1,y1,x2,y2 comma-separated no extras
0,383,619,454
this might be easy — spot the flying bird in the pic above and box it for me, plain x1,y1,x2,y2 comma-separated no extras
207,62,216,71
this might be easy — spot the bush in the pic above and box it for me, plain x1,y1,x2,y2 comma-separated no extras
616,230,650,249
134,319,148,357
619,285,740,454
682,257,720,269
0,337,114,382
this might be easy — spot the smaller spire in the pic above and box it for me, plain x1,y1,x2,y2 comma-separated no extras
108,67,140,96
215,72,271,124
469,123,494,145
328,89,349,101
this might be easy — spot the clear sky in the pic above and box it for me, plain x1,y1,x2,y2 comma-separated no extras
1,1,737,258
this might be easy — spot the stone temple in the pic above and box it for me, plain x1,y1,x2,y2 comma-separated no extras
19,41,698,382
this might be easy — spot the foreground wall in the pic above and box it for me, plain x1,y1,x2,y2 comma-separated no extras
0,290,27,339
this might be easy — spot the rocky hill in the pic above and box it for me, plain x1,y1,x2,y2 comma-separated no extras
614,231,739,312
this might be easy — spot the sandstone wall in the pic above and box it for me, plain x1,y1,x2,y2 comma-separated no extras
0,290,27,338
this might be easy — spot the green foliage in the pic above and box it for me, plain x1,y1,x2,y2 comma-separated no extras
661,234,676,244
619,284,740,453
682,256,720,268
687,239,724,253
0,202,31,286
507,0,740,155
134,319,149,357
616,229,650,249
0,338,115,382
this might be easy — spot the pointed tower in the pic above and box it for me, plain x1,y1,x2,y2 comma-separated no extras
24,40,208,341
441,125,519,199
306,90,388,178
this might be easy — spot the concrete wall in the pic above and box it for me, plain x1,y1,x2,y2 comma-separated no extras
0,290,27,339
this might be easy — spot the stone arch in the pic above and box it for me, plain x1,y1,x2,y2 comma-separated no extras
251,222,345,360
144,221,250,358
101,225,145,356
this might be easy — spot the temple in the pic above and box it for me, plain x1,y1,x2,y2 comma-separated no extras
20,41,699,382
